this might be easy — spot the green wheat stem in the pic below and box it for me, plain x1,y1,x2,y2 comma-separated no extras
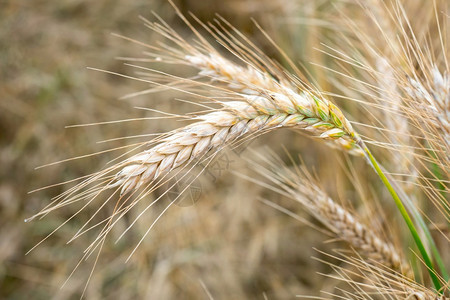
382,167,449,282
357,140,442,292
425,148,449,281
428,148,450,216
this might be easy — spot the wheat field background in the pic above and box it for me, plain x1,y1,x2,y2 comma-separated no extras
1,0,448,299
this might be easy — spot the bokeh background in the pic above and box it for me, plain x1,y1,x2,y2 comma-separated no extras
1,0,446,299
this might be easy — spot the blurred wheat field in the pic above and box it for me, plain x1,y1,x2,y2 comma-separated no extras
1,0,448,299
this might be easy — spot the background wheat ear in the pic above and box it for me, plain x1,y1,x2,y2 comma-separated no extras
242,149,413,279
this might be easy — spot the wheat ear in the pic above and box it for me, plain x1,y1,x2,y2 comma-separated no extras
183,52,363,154
109,15,367,195
135,13,364,155
109,87,361,195
315,193,412,278
247,152,412,278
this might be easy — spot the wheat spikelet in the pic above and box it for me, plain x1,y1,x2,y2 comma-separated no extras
247,152,412,278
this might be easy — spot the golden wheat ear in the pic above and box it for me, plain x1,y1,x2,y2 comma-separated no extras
108,94,363,196
106,8,370,197
243,150,413,279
